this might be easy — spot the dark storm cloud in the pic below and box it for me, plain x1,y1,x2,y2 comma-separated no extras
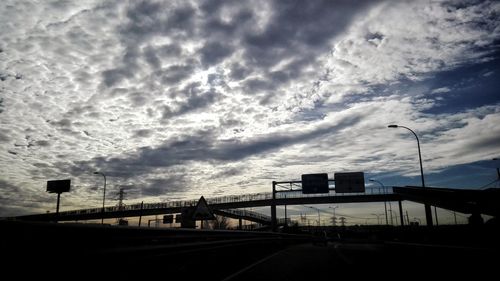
225,0,375,96
128,92,148,107
158,44,183,57
197,0,255,37
157,63,196,84
74,114,362,177
51,118,72,128
123,2,196,41
460,134,500,157
100,0,375,91
104,46,141,86
229,63,251,81
102,68,129,87
211,167,244,179
0,179,21,194
133,129,153,138
101,1,198,88
0,130,10,143
240,0,375,95
242,78,277,96
143,45,161,69
143,175,189,196
64,105,96,118
144,43,187,69
242,0,374,68
34,140,50,147
162,83,219,119
200,41,234,68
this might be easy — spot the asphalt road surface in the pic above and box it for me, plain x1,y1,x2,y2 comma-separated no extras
3,221,498,280
222,241,498,280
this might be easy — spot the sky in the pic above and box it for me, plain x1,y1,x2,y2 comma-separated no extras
1,0,499,219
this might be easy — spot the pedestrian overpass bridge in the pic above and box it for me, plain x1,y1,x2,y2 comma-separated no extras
11,186,500,226
14,188,400,224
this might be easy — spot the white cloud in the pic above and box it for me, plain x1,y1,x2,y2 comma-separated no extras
0,0,499,216
431,87,451,94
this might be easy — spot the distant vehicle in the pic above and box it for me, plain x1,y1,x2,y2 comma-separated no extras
118,218,128,226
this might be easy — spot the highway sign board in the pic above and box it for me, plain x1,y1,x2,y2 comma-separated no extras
334,172,365,193
163,214,174,224
301,173,329,194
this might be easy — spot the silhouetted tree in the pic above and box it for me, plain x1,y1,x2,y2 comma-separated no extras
210,215,230,229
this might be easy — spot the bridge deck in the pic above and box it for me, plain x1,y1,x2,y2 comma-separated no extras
13,191,401,222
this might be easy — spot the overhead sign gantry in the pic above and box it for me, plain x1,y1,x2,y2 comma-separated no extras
271,172,366,230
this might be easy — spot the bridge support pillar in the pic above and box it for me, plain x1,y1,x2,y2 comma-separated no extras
398,200,404,226
239,218,242,230
271,181,277,231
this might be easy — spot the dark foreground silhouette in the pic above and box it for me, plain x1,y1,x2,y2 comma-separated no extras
1,221,499,280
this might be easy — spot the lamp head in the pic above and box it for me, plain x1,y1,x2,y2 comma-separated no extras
93,172,100,175
388,125,398,128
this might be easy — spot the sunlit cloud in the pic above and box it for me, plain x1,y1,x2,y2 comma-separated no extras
0,0,499,216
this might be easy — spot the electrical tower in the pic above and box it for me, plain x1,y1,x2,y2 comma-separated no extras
115,188,128,225
300,213,307,225
331,216,337,226
117,188,126,210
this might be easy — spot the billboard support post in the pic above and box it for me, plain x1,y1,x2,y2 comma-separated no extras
56,193,61,216
47,179,71,222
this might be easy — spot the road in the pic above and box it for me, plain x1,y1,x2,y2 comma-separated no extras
2,221,498,280
222,241,498,280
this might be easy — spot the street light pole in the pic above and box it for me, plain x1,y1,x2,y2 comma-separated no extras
94,171,106,225
388,125,433,226
369,179,389,225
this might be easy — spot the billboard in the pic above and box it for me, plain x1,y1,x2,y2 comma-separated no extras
47,179,71,194
301,173,329,194
334,172,365,193
163,215,174,224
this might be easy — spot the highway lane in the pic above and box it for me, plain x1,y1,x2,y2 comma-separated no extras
2,221,498,280
222,241,498,280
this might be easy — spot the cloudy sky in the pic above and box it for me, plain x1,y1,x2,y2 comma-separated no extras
1,0,499,217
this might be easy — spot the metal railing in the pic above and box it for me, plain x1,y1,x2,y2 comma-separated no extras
55,187,393,217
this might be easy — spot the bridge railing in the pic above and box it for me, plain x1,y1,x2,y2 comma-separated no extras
222,208,272,222
54,187,393,218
